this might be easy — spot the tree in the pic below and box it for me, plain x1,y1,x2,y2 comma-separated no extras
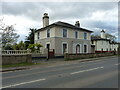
91,34,101,39
26,28,36,44
0,18,20,49
28,43,42,52
105,33,117,41
12,41,25,50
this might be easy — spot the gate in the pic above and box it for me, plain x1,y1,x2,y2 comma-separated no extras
48,49,55,58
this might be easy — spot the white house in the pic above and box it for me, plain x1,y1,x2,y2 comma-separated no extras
91,30,119,53
34,13,93,56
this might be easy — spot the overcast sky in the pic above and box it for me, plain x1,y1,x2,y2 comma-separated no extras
0,1,119,42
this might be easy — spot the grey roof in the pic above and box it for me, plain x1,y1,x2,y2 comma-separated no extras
91,37,119,44
35,21,93,32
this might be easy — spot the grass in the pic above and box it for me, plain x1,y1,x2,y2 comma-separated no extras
1,62,41,68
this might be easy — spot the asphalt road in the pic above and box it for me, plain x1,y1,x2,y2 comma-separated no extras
2,56,118,88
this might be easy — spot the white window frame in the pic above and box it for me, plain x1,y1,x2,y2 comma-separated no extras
47,29,50,38
84,32,87,40
62,42,68,54
75,43,82,53
75,31,78,39
83,43,88,53
45,42,51,49
62,28,68,38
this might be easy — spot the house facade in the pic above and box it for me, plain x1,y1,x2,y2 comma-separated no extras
91,30,119,53
34,13,93,56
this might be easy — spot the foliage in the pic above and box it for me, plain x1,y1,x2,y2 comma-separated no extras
25,28,36,44
105,33,117,41
0,18,20,49
28,43,42,52
4,44,13,50
91,34,101,39
12,41,25,50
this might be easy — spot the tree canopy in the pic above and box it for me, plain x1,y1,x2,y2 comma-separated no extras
0,18,20,49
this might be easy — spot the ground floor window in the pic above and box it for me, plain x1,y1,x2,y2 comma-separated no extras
76,44,80,53
84,44,87,53
63,43,67,54
46,44,50,50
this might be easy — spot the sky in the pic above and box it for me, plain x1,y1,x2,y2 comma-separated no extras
0,1,119,42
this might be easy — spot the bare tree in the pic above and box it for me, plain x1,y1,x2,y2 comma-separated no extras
0,17,20,49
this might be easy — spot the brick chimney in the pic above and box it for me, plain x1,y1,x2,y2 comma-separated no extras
43,13,49,27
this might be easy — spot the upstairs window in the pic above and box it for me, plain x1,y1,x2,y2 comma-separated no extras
75,31,78,39
84,32,87,40
63,29,67,37
47,29,50,38
37,32,40,39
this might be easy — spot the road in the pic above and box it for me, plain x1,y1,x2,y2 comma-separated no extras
2,56,118,88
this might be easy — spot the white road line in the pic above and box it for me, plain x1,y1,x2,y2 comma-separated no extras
114,63,120,65
70,66,104,75
2,78,46,88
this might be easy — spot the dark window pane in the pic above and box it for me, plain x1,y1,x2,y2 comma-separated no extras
63,29,67,37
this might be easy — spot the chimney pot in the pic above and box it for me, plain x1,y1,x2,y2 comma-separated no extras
43,13,49,27
75,21,80,27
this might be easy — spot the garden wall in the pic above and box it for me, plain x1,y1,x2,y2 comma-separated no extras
64,52,116,60
2,54,32,65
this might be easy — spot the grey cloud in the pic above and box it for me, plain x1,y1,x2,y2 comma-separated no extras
1,2,118,41
2,2,117,21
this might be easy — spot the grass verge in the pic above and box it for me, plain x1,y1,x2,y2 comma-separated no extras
1,62,41,68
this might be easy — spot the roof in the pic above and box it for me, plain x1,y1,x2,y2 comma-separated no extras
35,21,93,33
91,37,110,41
91,37,119,44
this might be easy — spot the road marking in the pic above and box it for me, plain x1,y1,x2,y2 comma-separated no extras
114,63,120,65
2,78,46,88
70,66,104,75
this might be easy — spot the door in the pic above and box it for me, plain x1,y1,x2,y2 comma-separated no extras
63,43,67,54
76,44,80,54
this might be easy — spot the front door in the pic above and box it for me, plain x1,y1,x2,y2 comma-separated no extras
63,43,67,54
76,44,80,53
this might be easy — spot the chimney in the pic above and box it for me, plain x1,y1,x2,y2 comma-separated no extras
75,21,80,27
101,29,106,38
43,13,49,27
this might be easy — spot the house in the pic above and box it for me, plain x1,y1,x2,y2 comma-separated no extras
34,13,93,56
91,30,119,53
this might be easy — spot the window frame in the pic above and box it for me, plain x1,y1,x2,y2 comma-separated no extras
75,31,78,39
63,28,67,38
47,29,50,38
84,32,87,40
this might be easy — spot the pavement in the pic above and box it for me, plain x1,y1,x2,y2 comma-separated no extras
2,56,118,88
1,55,117,72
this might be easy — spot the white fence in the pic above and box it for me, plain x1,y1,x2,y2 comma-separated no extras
2,50,31,55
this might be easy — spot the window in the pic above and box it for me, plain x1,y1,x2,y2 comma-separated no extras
76,44,80,53
84,32,87,40
63,29,67,37
91,41,94,44
46,44,50,50
75,31,78,38
106,48,108,51
84,44,87,53
110,48,111,51
63,43,67,54
101,48,103,51
37,32,40,39
47,29,50,38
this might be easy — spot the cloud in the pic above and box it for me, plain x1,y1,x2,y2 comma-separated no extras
1,2,118,41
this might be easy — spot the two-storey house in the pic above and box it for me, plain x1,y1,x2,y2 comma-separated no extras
91,30,119,53
34,13,93,56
